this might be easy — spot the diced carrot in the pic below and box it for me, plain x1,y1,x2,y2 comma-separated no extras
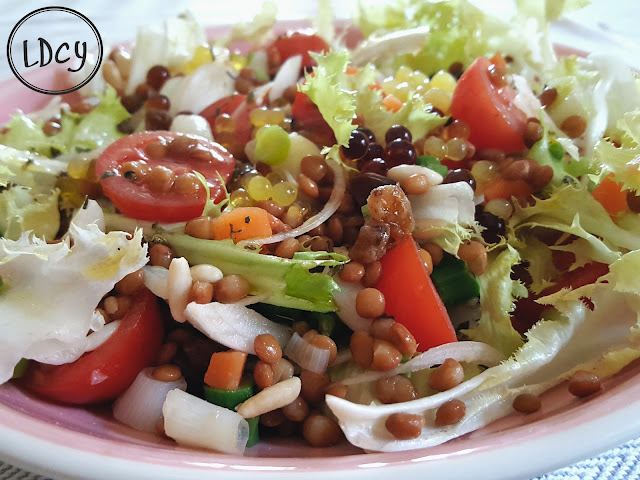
489,52,507,70
345,66,359,75
204,351,247,391
482,178,533,203
592,174,627,216
210,207,273,243
368,82,382,91
382,94,403,113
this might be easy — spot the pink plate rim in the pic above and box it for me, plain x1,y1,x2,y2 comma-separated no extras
1,18,639,480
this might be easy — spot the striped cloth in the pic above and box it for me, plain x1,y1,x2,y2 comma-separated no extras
3,437,640,480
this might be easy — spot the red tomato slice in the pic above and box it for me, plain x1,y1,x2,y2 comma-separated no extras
451,56,527,154
271,31,329,69
95,131,234,223
375,237,457,351
200,94,257,147
22,289,164,405
291,91,336,146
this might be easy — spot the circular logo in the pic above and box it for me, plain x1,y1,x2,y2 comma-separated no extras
6,7,103,95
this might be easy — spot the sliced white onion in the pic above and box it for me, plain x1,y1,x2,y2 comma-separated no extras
113,367,187,432
185,302,291,354
409,182,475,227
168,257,192,323
387,164,443,186
162,388,249,455
143,265,169,300
350,26,430,67
340,341,505,386
238,158,346,247
268,55,302,103
284,332,330,374
85,320,120,352
232,293,270,307
332,277,372,332
236,376,301,419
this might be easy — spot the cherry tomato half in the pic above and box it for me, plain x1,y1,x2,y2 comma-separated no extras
95,131,234,223
22,289,164,405
291,91,336,146
271,31,329,69
450,56,527,154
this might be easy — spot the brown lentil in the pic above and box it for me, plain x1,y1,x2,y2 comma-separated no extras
273,238,300,259
369,317,395,342
523,121,544,148
512,393,542,414
111,296,131,320
356,288,386,318
429,358,464,392
173,173,201,196
340,261,365,283
115,269,145,295
291,321,310,337
214,274,250,303
254,334,282,364
568,370,601,397
43,119,61,136
151,364,182,382
189,280,214,304
259,408,285,427
256,200,285,218
309,236,333,252
146,165,175,193
350,330,375,369
389,322,417,357
478,148,506,163
282,395,310,422
530,164,554,192
325,383,348,399
371,339,402,371
385,413,425,440
167,328,191,345
401,174,430,195
149,243,174,269
144,141,167,159
253,361,274,390
539,86,558,108
502,159,532,181
337,193,356,215
308,224,327,238
302,414,342,447
271,358,295,383
300,155,328,182
434,399,466,427
300,369,331,405
307,334,338,365
184,216,214,239
457,241,488,276
417,248,434,275
362,261,383,287
327,216,344,245
155,341,178,365
376,375,417,404
561,115,587,139
297,174,319,198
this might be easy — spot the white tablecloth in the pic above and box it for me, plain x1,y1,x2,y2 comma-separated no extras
0,1,639,478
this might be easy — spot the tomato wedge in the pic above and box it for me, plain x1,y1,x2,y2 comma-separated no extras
512,261,609,334
451,56,527,154
291,91,336,146
200,94,257,148
375,237,457,351
22,289,163,405
270,31,329,69
95,131,234,223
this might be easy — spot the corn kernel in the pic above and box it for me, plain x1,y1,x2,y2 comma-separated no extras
430,71,457,94
250,107,286,128
230,52,247,71
395,65,413,83
422,87,452,113
393,82,411,102
247,175,272,201
381,76,399,96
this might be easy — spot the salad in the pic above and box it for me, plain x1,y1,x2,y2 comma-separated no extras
2,0,640,456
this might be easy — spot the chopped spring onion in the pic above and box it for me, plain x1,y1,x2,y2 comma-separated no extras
431,253,480,307
332,277,372,332
163,388,249,455
204,380,259,448
254,125,291,166
284,332,330,374
113,367,187,432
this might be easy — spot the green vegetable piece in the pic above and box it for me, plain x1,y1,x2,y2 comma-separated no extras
548,141,565,161
204,382,254,410
417,155,448,176
246,416,260,448
166,234,344,312
11,358,28,379
204,382,259,448
254,125,291,166
312,312,336,337
430,253,480,307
